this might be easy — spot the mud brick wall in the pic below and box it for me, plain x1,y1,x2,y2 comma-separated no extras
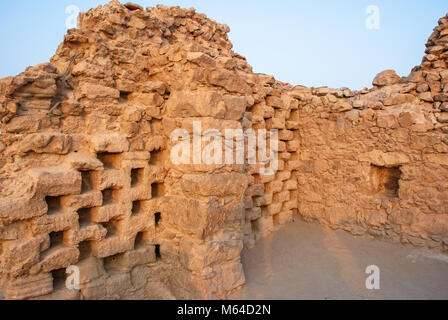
0,1,447,300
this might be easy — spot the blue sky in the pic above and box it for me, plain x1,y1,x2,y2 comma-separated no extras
0,1,446,89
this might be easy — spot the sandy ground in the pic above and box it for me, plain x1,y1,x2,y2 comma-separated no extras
231,220,448,300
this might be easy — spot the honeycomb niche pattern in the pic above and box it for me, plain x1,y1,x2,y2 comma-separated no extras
1,147,168,299
1,1,448,300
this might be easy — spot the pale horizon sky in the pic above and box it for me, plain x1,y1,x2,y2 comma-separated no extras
0,0,447,89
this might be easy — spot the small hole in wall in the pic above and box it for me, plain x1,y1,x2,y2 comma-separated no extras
78,208,92,227
49,231,64,247
149,151,162,166
131,168,143,187
154,212,161,227
98,153,121,170
46,196,61,215
134,232,151,250
251,220,259,234
132,201,142,216
102,220,118,238
102,189,113,205
371,165,401,198
102,189,120,205
52,268,67,290
78,241,92,260
119,91,131,102
151,183,165,199
155,244,161,260
81,171,93,193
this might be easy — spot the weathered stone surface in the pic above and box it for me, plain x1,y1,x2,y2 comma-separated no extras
65,154,103,171
1,239,41,277
5,274,53,300
39,246,79,273
0,198,47,222
158,196,226,240
78,83,120,100
359,151,410,167
90,134,129,153
19,134,72,155
29,168,82,197
181,173,248,197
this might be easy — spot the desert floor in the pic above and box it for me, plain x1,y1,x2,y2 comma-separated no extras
232,220,448,300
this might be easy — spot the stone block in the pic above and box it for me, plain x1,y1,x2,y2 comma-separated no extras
0,198,47,222
253,193,273,207
91,170,125,190
267,203,282,216
181,173,248,198
1,239,41,277
40,246,79,273
5,274,53,300
246,207,262,221
61,191,103,211
33,212,78,235
90,134,129,153
30,168,82,197
91,204,123,223
273,191,290,203
265,180,283,194
19,134,72,155
92,237,134,259
274,211,294,225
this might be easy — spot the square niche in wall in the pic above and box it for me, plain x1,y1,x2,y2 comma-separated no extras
371,165,401,198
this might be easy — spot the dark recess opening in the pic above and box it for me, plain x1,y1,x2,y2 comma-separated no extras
78,241,92,260
98,153,120,170
251,220,259,233
102,189,119,205
81,171,92,193
46,196,61,215
151,183,165,199
149,151,162,166
119,91,131,102
49,231,64,247
52,268,67,290
132,201,141,216
102,220,118,238
78,208,92,227
134,232,147,249
131,168,143,187
371,165,401,198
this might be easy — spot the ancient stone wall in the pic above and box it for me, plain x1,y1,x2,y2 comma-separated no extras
290,23,448,250
0,1,251,300
242,15,448,252
0,1,447,300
